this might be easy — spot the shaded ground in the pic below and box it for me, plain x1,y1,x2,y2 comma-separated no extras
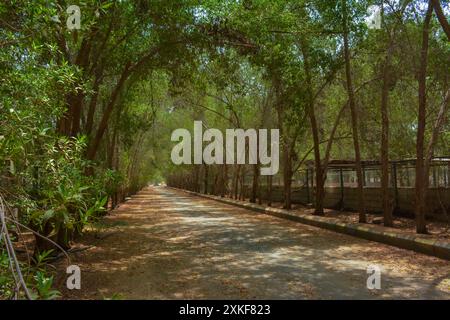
56,186,450,299
239,198,450,240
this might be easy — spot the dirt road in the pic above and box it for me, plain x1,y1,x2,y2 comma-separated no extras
58,186,450,299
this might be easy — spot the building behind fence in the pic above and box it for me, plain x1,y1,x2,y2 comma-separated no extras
167,157,450,221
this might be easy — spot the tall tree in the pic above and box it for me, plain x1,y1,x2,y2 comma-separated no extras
415,1,433,234
342,0,366,223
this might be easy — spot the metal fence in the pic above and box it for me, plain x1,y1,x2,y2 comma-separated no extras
168,158,450,220
242,158,450,220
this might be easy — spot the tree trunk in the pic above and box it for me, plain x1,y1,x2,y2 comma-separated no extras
415,2,433,234
212,168,218,195
431,0,450,41
221,164,228,197
342,0,366,223
70,92,84,137
57,39,92,137
239,170,245,200
86,63,131,160
250,163,259,203
112,144,120,209
194,165,200,192
267,175,273,206
283,146,292,209
425,89,450,174
381,34,394,227
85,70,103,136
233,165,240,199
203,164,209,194
230,166,236,198
301,38,325,215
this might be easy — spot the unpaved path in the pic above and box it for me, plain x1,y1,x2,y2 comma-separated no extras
57,186,450,299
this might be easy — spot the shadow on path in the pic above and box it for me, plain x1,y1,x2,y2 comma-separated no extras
57,187,450,299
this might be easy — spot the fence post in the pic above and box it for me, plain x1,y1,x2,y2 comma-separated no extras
306,169,310,204
362,164,366,187
310,167,314,204
339,168,344,208
392,162,399,208
432,165,437,188
204,164,208,194
447,163,450,187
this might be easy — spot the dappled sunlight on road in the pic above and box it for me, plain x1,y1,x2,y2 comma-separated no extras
57,186,450,300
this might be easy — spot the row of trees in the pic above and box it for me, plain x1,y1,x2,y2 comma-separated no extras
0,0,449,299
164,0,449,234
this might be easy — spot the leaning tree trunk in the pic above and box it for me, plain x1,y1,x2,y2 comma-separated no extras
431,0,450,41
86,63,131,161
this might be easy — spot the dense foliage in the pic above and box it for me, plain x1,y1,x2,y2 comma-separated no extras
0,0,448,299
